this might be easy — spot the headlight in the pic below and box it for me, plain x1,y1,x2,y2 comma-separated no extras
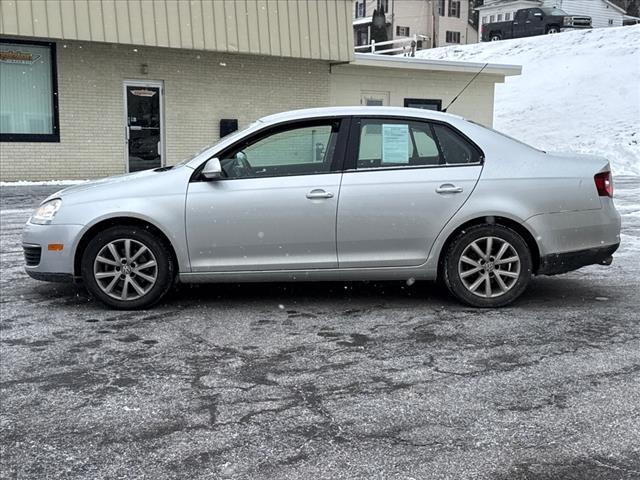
563,17,571,25
31,199,62,225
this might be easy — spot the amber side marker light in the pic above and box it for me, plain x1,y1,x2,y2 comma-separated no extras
48,244,64,251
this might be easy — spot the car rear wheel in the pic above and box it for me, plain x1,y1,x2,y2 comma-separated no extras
81,226,174,309
490,34,502,41
443,224,532,308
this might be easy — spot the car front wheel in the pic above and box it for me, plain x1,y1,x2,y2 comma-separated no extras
81,226,174,309
443,224,532,308
547,26,560,34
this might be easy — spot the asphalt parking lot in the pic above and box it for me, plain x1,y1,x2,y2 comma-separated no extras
1,179,640,480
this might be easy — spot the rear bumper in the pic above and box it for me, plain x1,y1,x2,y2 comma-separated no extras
537,243,619,275
526,203,621,256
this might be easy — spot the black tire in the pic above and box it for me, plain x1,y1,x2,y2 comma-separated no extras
443,224,532,308
547,26,560,34
490,33,502,41
81,226,175,310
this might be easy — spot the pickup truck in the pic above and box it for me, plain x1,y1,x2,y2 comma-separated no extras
481,7,591,41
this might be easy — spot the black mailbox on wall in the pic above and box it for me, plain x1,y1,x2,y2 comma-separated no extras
220,119,238,138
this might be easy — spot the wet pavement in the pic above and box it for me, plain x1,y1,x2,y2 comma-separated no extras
1,179,639,479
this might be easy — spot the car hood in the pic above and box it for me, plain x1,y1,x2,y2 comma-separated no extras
43,168,177,204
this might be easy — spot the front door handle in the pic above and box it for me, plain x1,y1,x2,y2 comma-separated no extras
436,184,464,194
306,189,334,199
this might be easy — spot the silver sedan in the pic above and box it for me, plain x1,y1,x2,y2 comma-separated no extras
23,107,621,309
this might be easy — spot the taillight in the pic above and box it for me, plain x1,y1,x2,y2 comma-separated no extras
594,171,613,198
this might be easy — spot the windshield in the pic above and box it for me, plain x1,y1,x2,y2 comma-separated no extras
176,121,263,166
541,7,567,15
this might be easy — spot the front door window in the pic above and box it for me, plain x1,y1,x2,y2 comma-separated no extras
126,84,162,172
219,123,338,179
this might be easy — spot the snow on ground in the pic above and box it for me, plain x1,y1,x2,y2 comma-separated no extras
0,180,88,187
415,26,640,176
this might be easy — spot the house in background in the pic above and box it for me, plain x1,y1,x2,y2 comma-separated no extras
353,0,478,52
477,0,632,34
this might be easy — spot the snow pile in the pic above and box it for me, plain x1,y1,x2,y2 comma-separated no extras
415,26,640,176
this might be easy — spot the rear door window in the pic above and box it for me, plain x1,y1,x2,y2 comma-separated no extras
356,119,442,169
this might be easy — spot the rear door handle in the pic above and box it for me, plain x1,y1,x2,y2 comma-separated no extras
306,189,334,199
436,184,464,194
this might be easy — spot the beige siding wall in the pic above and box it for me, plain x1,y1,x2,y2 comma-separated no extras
0,0,354,61
329,65,499,127
0,40,330,181
392,0,435,39
437,0,478,45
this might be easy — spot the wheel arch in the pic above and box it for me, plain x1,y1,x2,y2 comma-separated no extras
436,215,541,279
73,216,180,278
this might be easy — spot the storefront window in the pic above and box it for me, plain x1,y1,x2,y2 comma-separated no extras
0,40,59,142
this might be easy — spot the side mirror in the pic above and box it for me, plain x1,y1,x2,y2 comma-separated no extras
202,157,223,180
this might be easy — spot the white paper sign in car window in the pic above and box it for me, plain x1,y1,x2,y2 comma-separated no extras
382,124,409,164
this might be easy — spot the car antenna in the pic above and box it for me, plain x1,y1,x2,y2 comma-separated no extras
443,62,490,113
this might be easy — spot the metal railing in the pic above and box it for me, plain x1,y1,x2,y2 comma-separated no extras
354,34,430,55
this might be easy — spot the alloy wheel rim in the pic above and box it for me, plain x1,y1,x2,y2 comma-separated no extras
458,236,521,298
93,238,158,301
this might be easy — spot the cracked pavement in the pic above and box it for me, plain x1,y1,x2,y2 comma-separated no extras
1,178,639,479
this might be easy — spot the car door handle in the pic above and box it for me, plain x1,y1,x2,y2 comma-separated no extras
436,184,464,194
306,189,334,199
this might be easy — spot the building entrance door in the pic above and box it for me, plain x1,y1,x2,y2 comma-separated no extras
124,81,164,172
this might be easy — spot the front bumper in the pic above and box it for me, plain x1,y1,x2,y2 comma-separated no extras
22,221,84,282
538,243,619,275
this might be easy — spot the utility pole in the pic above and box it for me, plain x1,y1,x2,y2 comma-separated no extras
432,0,440,48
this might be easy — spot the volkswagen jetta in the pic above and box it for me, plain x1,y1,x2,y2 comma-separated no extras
23,107,621,309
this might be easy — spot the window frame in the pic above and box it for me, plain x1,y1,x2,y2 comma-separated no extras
356,28,369,46
448,0,461,18
446,31,461,43
344,116,484,172
403,98,442,111
0,38,60,143
191,117,351,182
396,26,410,36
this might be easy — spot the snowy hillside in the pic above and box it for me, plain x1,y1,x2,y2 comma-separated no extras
415,26,640,176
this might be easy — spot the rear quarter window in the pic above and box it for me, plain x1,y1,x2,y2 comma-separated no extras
432,124,482,164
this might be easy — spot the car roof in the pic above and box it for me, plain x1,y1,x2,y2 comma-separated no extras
258,106,465,125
